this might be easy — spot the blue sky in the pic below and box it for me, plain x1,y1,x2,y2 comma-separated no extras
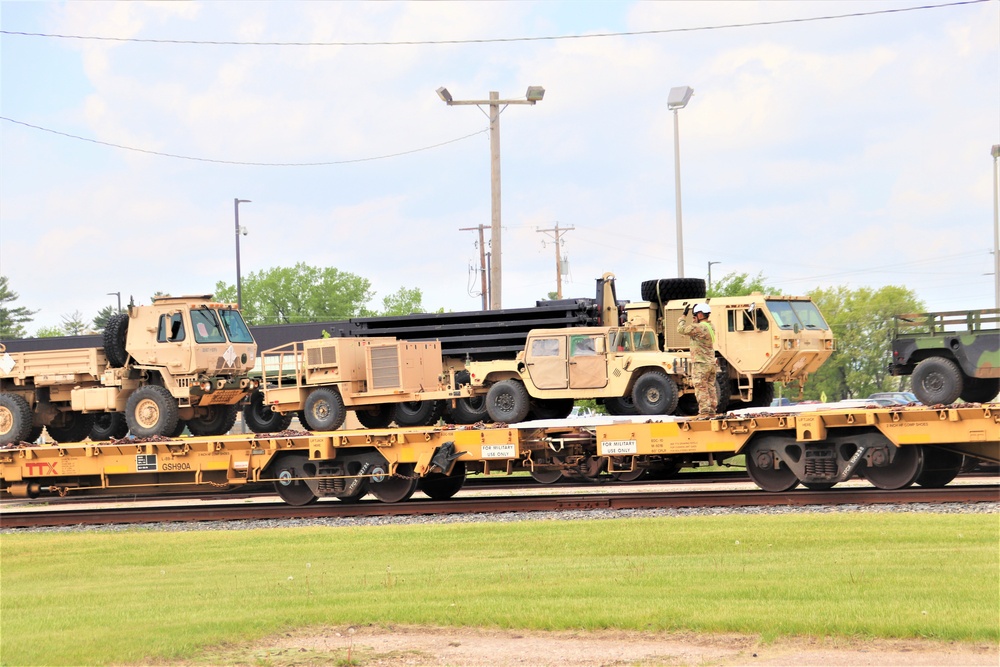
1,0,998,332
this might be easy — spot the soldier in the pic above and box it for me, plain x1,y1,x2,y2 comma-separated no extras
677,303,719,416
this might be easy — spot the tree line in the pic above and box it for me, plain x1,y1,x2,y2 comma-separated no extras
1,268,925,399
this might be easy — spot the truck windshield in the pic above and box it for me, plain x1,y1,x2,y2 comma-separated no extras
190,308,226,343
219,309,254,343
766,300,830,331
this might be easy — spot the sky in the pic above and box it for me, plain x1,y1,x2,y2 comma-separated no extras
1,0,998,333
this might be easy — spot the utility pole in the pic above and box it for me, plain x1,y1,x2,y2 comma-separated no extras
460,224,490,310
707,261,721,294
537,223,574,299
437,86,545,309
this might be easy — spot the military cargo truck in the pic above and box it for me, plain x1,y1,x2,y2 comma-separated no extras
244,337,474,433
0,296,257,444
465,278,834,422
889,308,1000,405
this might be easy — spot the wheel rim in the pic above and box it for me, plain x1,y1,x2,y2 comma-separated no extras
0,408,12,437
312,400,330,421
134,398,162,430
746,447,799,492
863,445,924,490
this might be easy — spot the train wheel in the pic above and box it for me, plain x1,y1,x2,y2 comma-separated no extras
745,445,799,492
369,463,418,503
418,461,467,500
272,455,318,506
0,393,33,445
862,445,924,490
914,447,964,488
529,469,563,484
802,481,837,490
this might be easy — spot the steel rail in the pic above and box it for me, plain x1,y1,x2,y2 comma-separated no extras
3,485,997,530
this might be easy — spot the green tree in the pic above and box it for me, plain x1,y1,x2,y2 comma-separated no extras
35,325,66,338
214,263,376,325
708,271,782,298
0,276,38,339
804,285,924,401
368,286,425,317
93,305,118,331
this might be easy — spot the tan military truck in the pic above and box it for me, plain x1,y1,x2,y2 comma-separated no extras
0,295,257,444
464,279,834,422
244,337,472,433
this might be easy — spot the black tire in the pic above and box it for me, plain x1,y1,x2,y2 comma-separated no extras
47,411,97,443
125,385,179,438
449,396,490,424
355,404,394,428
959,376,1000,403
243,390,294,433
529,398,575,420
169,419,188,438
27,426,43,443
485,380,532,423
103,313,130,368
632,370,679,415
604,395,638,415
187,405,238,436
640,278,706,302
90,412,128,441
747,380,774,409
302,387,346,431
392,400,445,427
912,357,963,405
0,393,34,445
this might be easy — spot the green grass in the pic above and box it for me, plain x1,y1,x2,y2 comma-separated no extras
1,512,997,665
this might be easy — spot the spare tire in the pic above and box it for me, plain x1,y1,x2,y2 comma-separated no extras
640,278,706,302
103,313,130,368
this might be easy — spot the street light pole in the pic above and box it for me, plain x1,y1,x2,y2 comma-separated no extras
437,85,545,309
668,86,694,278
234,198,251,309
707,261,721,294
992,144,999,311
106,292,121,314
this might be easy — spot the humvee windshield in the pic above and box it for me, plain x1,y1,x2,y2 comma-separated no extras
766,300,830,331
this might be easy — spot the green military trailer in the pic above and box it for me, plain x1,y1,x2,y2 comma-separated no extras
889,308,1000,405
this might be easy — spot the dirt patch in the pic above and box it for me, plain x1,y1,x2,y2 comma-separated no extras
196,625,999,666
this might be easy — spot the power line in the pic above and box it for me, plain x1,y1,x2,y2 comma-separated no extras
0,116,488,166
0,1,987,47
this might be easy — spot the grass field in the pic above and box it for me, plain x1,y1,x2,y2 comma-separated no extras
1,511,997,665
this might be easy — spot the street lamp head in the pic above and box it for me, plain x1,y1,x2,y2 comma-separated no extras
668,86,694,110
525,86,545,103
436,87,453,104
236,199,252,204
992,144,1000,159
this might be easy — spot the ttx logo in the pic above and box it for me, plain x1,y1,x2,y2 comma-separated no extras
24,461,58,475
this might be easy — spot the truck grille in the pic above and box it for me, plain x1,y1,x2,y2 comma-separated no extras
370,347,400,390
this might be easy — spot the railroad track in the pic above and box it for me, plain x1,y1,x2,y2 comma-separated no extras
3,484,997,530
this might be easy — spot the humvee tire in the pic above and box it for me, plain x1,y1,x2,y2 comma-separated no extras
640,278,706,302
243,390,294,433
528,398,575,420
355,404,394,428
449,396,489,424
0,393,33,445
393,400,445,427
960,376,1000,403
103,313,130,368
486,380,531,423
604,395,638,415
187,405,238,436
912,357,963,405
632,370,679,414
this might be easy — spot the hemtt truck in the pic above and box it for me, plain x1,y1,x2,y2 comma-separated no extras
0,296,257,444
889,308,1000,405
465,276,835,423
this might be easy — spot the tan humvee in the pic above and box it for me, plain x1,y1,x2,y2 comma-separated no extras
0,295,256,444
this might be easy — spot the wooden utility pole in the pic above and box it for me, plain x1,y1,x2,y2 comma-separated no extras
460,225,490,310
536,223,574,299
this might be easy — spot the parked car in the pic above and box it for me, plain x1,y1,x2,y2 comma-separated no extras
770,397,795,407
868,392,918,405
835,398,897,408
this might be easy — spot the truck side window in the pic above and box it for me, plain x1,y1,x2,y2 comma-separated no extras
570,335,597,356
157,313,185,342
530,338,561,357
635,331,657,351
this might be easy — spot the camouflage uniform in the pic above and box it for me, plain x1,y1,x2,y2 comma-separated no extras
677,317,719,415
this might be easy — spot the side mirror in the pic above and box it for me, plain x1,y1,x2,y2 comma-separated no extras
793,323,800,334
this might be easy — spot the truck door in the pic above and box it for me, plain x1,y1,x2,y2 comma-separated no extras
568,333,609,389
723,305,773,374
525,335,568,389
